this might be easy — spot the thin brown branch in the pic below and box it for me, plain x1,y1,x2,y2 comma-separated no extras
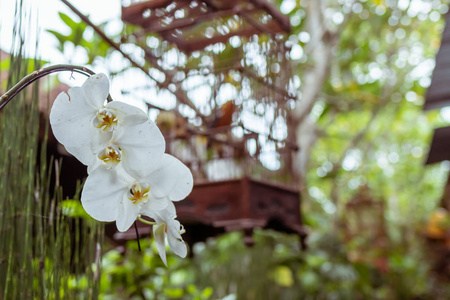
61,0,205,120
60,0,154,81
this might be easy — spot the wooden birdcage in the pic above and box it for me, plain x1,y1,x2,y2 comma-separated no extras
121,0,290,53
113,0,305,246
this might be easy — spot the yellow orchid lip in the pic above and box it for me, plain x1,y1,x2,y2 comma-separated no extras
128,183,150,205
98,145,122,167
93,108,118,131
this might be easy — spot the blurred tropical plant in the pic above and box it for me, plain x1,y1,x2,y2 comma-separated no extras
47,12,113,65
100,238,213,300
99,228,450,299
0,2,103,299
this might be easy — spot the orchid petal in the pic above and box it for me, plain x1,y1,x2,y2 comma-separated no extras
162,201,177,216
87,160,101,174
90,128,113,155
153,223,167,266
64,145,96,166
49,87,97,165
144,154,193,201
82,73,110,108
168,163,194,201
167,227,187,258
142,201,175,222
115,120,166,177
81,166,128,222
146,194,170,211
115,163,137,182
116,194,141,232
161,213,187,258
106,101,148,126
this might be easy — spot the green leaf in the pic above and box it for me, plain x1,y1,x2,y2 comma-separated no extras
59,199,92,219
163,288,184,298
58,12,78,29
46,29,69,51
200,287,213,299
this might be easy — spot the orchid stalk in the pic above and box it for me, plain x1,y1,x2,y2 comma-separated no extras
0,64,112,110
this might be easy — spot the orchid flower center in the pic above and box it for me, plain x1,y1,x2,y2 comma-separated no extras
98,145,121,167
93,108,118,131
128,183,150,205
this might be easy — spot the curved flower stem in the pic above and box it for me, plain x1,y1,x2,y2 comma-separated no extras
136,216,156,226
0,64,112,111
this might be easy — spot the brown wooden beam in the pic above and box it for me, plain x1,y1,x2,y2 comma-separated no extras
251,0,290,33
122,0,173,21
426,126,450,164
161,21,284,52
143,8,237,32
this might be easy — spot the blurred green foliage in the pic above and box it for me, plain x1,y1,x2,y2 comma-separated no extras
99,238,213,300
47,12,112,65
99,228,450,299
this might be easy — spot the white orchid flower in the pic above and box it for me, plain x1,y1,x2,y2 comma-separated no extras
49,73,165,176
81,154,193,232
147,201,187,266
87,117,166,177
